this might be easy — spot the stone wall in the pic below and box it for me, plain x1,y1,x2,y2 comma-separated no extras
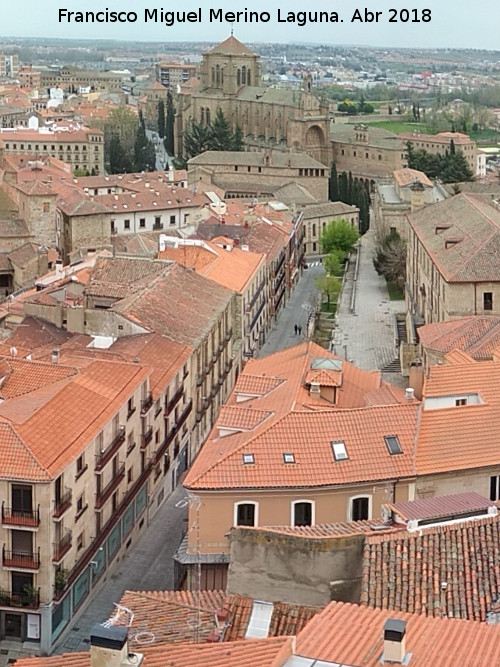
227,527,365,607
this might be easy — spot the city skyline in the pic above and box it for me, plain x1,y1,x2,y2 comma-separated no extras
1,0,499,50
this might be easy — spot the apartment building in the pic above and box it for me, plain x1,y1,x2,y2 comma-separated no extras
38,68,125,94
0,356,152,652
155,61,196,88
405,193,500,323
0,124,104,175
180,341,418,589
158,237,267,360
17,66,41,92
0,54,19,78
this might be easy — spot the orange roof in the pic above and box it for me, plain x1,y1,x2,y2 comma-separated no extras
0,360,150,479
185,342,417,491
0,357,77,399
416,359,500,474
206,35,257,57
14,637,292,667
294,600,500,666
393,167,433,188
158,239,265,294
418,316,500,360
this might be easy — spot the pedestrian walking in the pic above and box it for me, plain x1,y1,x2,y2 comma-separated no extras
294,324,298,335
298,325,302,336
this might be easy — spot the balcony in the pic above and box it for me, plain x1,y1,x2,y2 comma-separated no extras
95,462,125,510
0,588,40,609
95,426,126,471
1,504,40,529
53,531,72,563
141,426,153,449
3,547,40,570
166,385,184,414
53,488,72,519
141,393,153,415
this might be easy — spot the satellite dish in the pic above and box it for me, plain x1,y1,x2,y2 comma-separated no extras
10,347,17,357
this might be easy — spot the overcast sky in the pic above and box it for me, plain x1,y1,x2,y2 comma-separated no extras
2,0,499,50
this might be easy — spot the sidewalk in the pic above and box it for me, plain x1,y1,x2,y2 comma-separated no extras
333,229,404,371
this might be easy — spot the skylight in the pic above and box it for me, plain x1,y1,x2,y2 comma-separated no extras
331,441,348,461
384,435,403,455
283,453,295,464
242,453,255,464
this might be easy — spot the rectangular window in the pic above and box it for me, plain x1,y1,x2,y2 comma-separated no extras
483,292,493,311
139,218,146,228
293,502,312,527
169,215,176,225
490,476,500,501
455,398,467,406
77,532,84,551
236,503,255,526
124,219,130,230
351,497,369,521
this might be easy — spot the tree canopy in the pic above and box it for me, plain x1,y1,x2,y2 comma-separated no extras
373,230,407,287
320,219,359,256
405,141,474,182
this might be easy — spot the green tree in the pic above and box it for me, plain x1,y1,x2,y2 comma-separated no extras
323,248,344,276
347,171,354,204
104,106,137,168
183,119,213,158
109,134,133,174
232,123,244,151
329,162,339,201
157,100,165,139
338,171,348,202
164,90,175,155
320,219,359,255
315,274,342,309
358,187,371,235
209,108,233,151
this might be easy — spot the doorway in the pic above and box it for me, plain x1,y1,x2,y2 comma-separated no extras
2,612,24,640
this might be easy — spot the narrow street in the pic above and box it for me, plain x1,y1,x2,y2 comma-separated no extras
52,483,187,655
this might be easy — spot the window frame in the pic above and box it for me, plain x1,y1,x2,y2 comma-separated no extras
349,495,372,522
291,499,315,527
234,501,258,527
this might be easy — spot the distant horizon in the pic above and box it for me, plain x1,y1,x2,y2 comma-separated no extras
1,1,499,50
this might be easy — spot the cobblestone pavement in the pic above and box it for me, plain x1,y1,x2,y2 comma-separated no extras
333,229,405,371
258,265,325,357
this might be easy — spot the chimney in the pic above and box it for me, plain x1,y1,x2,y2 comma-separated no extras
51,348,60,364
410,180,425,212
405,387,414,401
90,624,143,667
383,619,407,664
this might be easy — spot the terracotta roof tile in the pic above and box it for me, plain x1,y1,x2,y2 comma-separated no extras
217,405,274,431
393,167,433,188
85,257,170,300
0,357,77,398
418,316,500,360
361,512,500,621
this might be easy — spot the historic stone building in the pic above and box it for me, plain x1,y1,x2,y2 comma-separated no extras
176,36,330,165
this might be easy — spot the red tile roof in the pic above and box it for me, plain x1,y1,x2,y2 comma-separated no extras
418,316,500,360
361,513,500,621
294,600,500,666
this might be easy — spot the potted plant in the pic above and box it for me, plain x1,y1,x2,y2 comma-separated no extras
55,569,68,591
22,584,38,606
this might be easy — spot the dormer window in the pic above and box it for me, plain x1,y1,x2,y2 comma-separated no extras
332,441,348,461
242,453,255,464
455,398,467,407
283,453,295,464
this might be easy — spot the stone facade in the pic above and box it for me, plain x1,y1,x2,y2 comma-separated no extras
302,202,359,255
176,36,330,166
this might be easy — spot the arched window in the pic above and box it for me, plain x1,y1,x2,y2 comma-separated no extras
312,223,316,237
237,69,241,87
200,107,205,124
234,502,258,527
241,66,247,85
349,495,371,521
247,70,251,86
291,500,314,527
206,108,211,125
216,65,220,86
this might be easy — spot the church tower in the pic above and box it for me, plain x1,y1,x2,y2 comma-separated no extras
199,35,260,96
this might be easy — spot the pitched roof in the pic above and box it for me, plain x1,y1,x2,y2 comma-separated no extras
85,257,170,300
206,35,257,57
361,512,500,622
407,194,500,282
302,201,359,219
188,150,326,169
416,359,500,474
185,342,417,490
0,357,78,399
387,491,495,523
393,167,433,188
418,316,500,360
112,263,233,347
8,317,73,350
293,600,500,666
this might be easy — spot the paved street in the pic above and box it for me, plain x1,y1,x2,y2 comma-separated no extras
258,265,325,357
53,483,187,654
333,229,404,371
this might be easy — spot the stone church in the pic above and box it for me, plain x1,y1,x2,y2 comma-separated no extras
175,36,331,165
